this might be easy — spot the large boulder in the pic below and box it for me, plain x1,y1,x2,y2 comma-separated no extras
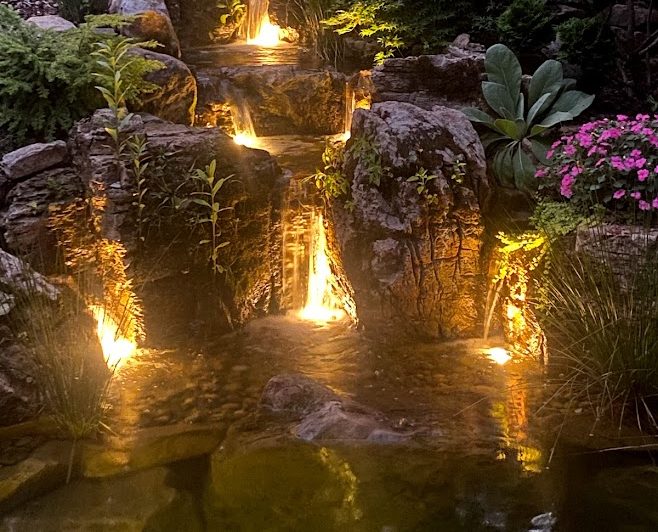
370,42,486,111
131,48,197,125
196,66,347,136
332,101,489,339
109,0,181,57
26,15,76,32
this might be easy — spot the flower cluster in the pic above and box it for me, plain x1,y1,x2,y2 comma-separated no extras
537,114,658,220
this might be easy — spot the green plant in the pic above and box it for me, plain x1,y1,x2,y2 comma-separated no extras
0,7,161,146
538,236,658,432
463,43,594,191
312,142,351,204
496,0,552,53
450,156,466,184
57,0,106,23
191,160,233,274
351,134,384,186
556,15,615,90
126,135,151,243
218,0,246,26
407,167,438,205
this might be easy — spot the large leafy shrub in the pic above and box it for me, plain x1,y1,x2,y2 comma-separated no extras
0,7,161,146
496,0,552,53
463,44,594,191
537,114,658,223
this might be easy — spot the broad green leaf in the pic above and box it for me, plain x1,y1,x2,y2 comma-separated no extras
528,60,563,107
516,93,525,120
526,92,552,127
530,139,551,165
551,90,595,118
482,82,516,119
512,147,536,192
493,118,522,140
462,107,495,126
485,44,522,109
535,111,575,130
480,131,508,150
492,144,516,186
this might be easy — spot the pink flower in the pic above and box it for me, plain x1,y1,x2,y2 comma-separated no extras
535,167,547,178
636,114,650,121
546,150,554,159
653,197,658,209
561,175,575,198
564,144,577,157
638,169,650,181
631,191,642,200
617,115,629,121
613,189,626,199
636,158,647,169
639,200,651,211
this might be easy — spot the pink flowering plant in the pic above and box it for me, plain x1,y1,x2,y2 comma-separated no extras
537,114,658,222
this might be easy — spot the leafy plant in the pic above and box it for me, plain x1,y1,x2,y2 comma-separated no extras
463,43,594,191
351,134,384,186
57,0,107,23
191,160,233,274
0,7,161,146
127,135,151,243
218,0,246,27
450,156,466,184
312,141,350,203
496,0,552,53
407,167,438,205
537,115,658,223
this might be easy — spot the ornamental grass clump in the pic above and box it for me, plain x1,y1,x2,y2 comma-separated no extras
537,114,658,224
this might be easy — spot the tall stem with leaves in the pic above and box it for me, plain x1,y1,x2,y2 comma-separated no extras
191,160,233,274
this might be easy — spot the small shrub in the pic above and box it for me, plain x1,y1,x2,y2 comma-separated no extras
463,44,594,192
0,7,162,146
537,114,658,223
312,141,350,205
496,0,552,53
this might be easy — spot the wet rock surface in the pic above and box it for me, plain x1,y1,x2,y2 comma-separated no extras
195,66,347,136
371,43,486,111
332,101,489,339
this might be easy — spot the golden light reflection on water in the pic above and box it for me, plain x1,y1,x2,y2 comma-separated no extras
247,17,281,47
491,370,543,474
318,447,362,521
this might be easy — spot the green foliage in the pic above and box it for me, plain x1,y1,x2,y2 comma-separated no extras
312,142,350,205
322,0,476,64
407,168,438,205
218,0,246,26
350,134,384,186
57,0,107,23
496,0,552,53
127,135,151,243
0,6,162,146
556,15,615,91
538,235,658,432
529,199,586,239
463,44,594,191
191,160,233,274
0,5,96,143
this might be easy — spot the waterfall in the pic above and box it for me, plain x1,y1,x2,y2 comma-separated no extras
343,82,355,141
245,0,280,46
229,92,258,147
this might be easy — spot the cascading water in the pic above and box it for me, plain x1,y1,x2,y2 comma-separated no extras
245,0,280,46
342,82,356,142
228,92,258,148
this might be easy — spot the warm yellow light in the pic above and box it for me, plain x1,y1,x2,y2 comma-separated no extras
90,305,137,368
487,347,511,365
299,213,345,323
233,132,258,148
247,19,280,47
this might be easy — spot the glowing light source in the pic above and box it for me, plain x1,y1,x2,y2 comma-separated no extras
90,305,137,368
233,132,258,148
487,347,511,365
299,213,345,323
247,17,281,47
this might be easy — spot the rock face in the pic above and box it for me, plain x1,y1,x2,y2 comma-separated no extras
26,15,76,31
109,0,181,58
196,66,347,136
370,43,486,111
131,48,197,125
261,374,412,443
332,101,489,339
1,141,68,181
